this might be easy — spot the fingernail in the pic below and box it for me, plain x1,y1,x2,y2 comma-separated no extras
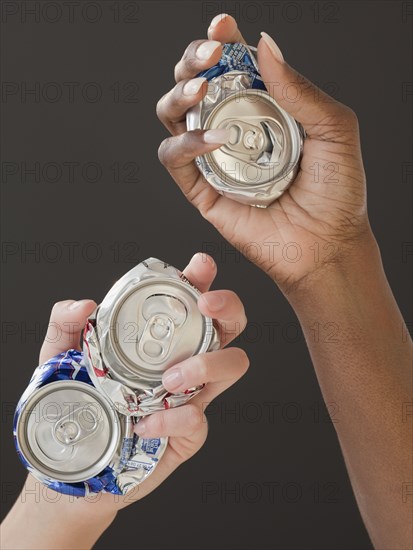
163,368,183,391
183,77,206,96
194,252,216,270
196,40,221,60
68,300,82,310
203,128,231,144
201,292,224,312
134,419,147,436
209,13,229,30
260,32,284,63
68,299,93,310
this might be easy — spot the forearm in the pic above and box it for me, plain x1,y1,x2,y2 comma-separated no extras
287,232,412,549
1,475,117,549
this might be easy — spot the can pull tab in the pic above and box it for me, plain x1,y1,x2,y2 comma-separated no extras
218,117,284,164
53,403,99,446
138,295,188,365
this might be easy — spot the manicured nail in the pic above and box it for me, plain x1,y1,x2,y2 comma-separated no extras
201,292,224,312
134,419,147,436
163,368,183,391
260,32,284,63
203,128,231,144
183,77,206,96
196,40,221,60
209,13,229,30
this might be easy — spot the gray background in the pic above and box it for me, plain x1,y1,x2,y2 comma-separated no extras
1,1,412,549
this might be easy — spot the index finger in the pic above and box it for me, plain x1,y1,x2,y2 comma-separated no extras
182,252,217,293
173,14,247,83
207,14,247,44
39,299,96,364
198,289,247,347
174,39,222,83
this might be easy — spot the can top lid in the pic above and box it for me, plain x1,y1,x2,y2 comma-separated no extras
16,381,120,483
105,278,209,381
204,89,301,188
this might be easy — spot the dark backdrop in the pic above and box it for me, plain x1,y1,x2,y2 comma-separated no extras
1,1,412,549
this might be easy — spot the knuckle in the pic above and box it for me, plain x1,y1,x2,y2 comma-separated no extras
343,106,359,127
155,94,167,120
181,129,202,154
241,349,250,370
239,303,248,329
202,414,208,430
226,290,247,330
195,354,209,382
189,39,203,50
336,103,358,128
183,56,200,75
174,41,204,81
185,404,202,431
158,132,201,169
182,40,204,65
234,347,250,371
173,62,182,82
151,412,167,435
175,80,195,108
157,138,172,166
240,313,248,333
225,289,238,302
298,75,317,99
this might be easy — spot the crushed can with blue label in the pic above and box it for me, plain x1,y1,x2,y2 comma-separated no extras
14,350,166,496
14,258,220,495
187,42,304,207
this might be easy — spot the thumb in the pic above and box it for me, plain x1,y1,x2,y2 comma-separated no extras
39,299,97,364
257,32,353,139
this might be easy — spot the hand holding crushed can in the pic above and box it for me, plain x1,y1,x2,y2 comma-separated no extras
14,253,249,505
157,14,365,290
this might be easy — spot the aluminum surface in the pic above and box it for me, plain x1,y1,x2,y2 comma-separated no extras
187,43,304,207
83,258,220,416
14,350,167,495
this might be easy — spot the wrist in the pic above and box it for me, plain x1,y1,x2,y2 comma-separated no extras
284,228,382,312
2,475,117,549
284,226,410,366
27,474,117,521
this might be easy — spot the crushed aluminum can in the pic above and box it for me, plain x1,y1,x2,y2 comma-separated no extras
14,350,167,496
83,257,220,416
187,42,305,208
